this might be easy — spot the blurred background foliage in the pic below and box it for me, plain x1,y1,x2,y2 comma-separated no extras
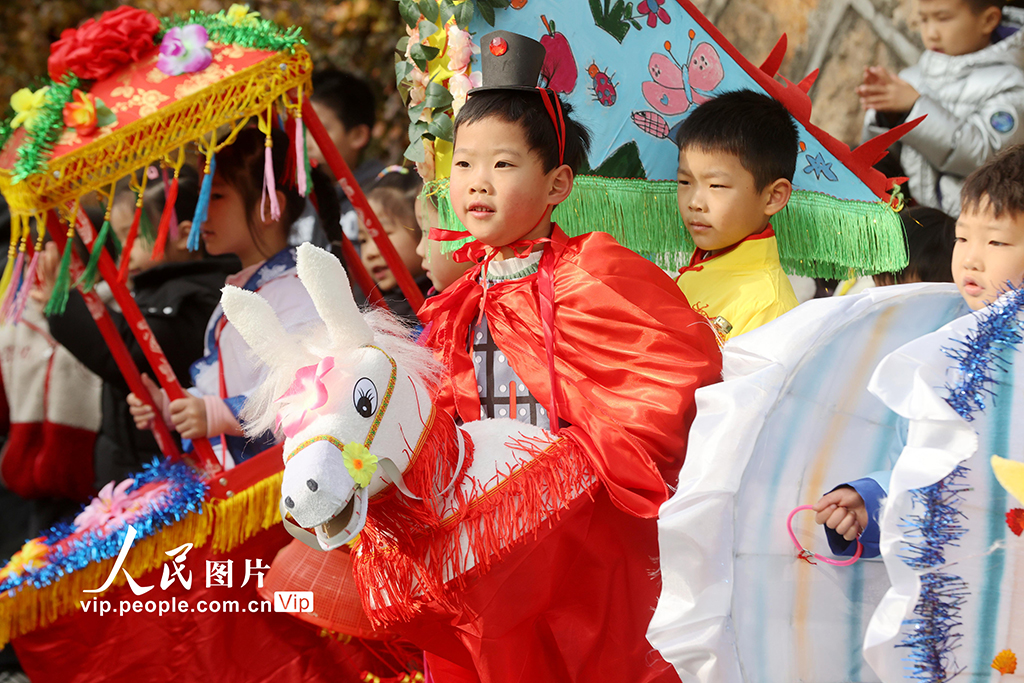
0,0,410,163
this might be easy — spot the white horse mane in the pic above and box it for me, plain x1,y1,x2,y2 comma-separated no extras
240,306,442,439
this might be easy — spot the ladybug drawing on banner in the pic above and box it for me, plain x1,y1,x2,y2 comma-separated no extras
588,62,617,107
633,30,724,139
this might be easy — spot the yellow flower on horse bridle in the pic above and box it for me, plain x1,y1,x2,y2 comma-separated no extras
342,442,378,488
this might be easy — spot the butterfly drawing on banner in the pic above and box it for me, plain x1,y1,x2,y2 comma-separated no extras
632,30,724,141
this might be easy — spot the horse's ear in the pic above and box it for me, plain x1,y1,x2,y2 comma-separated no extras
221,285,300,366
296,243,373,348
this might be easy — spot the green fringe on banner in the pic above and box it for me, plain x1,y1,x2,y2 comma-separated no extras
774,190,908,279
44,239,74,316
425,176,907,279
76,219,118,293
138,204,156,244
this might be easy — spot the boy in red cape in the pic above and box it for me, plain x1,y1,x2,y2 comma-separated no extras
416,30,722,683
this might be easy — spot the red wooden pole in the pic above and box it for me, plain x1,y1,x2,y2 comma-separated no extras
301,99,425,314
47,211,181,459
65,206,222,474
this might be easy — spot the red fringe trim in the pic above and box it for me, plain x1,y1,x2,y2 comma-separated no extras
352,413,599,627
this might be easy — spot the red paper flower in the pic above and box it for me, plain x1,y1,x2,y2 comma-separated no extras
1006,508,1024,536
48,6,160,82
63,89,98,135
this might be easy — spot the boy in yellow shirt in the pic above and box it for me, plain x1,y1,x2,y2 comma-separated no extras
675,90,799,338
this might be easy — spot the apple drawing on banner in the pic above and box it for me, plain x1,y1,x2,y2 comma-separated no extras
539,15,578,93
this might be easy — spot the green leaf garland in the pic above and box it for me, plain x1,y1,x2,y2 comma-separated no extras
11,75,80,184
158,11,306,53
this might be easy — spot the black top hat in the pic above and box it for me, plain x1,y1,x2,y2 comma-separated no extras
469,30,546,95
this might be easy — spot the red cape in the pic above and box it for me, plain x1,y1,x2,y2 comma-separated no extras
420,225,722,518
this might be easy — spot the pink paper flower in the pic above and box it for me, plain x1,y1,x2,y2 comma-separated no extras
157,25,212,76
446,25,479,74
416,137,436,182
408,66,431,107
74,479,136,532
405,24,421,60
450,71,483,115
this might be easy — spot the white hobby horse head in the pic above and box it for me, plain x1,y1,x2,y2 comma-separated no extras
221,243,440,550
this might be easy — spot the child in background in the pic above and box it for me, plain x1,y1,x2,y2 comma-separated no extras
674,90,799,339
359,166,431,323
836,205,957,294
415,192,471,293
873,206,957,286
816,144,1024,556
859,0,1024,216
306,68,386,246
128,126,341,467
417,30,721,682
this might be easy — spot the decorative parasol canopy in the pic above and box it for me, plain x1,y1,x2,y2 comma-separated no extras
0,7,310,219
0,5,324,472
396,0,919,278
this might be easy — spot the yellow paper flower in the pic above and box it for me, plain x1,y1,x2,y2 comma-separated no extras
0,538,49,582
10,86,50,131
343,442,378,488
224,3,260,27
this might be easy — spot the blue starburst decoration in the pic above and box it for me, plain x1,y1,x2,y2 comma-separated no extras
0,458,207,595
943,285,1024,421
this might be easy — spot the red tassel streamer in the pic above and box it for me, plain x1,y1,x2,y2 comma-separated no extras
118,203,143,283
351,408,599,627
281,115,298,189
151,175,179,261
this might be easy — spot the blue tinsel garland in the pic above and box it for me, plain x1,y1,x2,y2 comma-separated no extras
897,286,1024,681
0,457,207,595
943,286,1024,422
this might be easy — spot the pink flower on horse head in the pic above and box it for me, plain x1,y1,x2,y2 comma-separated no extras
276,356,337,438
74,479,136,532
638,0,671,28
157,25,212,76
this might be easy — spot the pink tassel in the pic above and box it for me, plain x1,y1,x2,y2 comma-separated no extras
294,116,307,197
0,250,26,322
10,250,40,324
262,144,281,221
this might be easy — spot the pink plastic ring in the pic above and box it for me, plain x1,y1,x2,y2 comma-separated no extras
786,504,863,567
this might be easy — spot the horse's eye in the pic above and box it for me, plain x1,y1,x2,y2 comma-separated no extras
353,377,378,418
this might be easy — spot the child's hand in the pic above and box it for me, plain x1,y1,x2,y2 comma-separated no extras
127,373,165,431
28,242,62,306
170,395,207,440
856,66,919,113
813,487,868,541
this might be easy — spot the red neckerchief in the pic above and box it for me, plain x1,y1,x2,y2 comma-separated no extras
678,224,776,274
